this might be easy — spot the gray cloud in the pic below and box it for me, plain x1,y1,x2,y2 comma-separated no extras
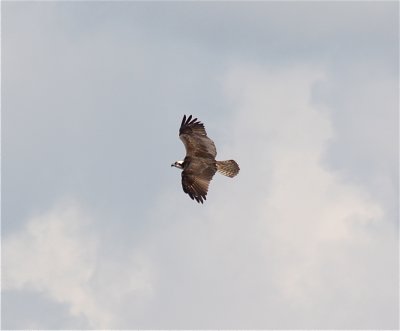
3,1,398,329
2,289,89,329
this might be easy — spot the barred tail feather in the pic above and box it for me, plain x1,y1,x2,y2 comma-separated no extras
216,160,240,178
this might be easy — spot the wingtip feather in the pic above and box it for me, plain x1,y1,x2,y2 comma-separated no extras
181,115,187,128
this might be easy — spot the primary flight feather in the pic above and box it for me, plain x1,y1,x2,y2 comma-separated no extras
171,115,240,203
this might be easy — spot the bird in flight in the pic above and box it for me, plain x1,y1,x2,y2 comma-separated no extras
171,115,240,203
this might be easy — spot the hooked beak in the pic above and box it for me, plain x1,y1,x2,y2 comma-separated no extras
171,163,174,167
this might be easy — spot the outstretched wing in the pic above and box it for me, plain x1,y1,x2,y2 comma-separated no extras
181,157,217,204
179,115,217,158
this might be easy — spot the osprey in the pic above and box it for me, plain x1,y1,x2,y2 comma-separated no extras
171,115,240,203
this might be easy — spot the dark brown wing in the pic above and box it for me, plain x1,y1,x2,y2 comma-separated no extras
179,115,217,158
181,156,217,204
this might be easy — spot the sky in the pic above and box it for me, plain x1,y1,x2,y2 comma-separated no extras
2,1,399,329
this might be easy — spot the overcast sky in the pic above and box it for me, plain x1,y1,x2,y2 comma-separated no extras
2,1,399,329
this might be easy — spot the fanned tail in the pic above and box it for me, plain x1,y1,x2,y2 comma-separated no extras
216,160,240,178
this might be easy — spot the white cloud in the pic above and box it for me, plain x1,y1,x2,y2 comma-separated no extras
142,63,397,328
220,63,396,326
3,200,155,329
3,2,397,328
3,61,396,329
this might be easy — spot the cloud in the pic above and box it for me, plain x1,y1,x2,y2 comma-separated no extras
219,63,397,328
142,63,397,328
313,58,398,224
3,2,397,329
3,200,155,329
4,62,396,329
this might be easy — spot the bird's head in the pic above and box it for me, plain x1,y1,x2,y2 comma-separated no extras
171,160,184,169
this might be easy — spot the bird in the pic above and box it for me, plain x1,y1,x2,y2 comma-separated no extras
171,115,240,203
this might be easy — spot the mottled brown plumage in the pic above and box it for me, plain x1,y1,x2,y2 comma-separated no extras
172,115,240,204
